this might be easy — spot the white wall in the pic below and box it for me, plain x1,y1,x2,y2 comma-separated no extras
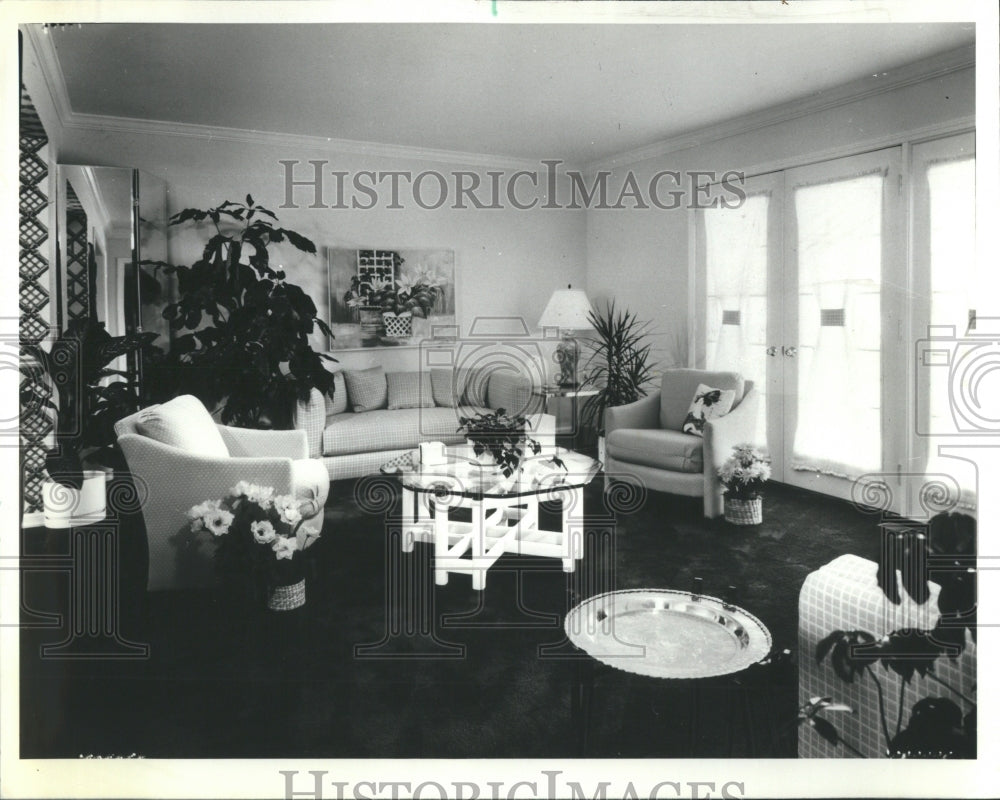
585,66,975,370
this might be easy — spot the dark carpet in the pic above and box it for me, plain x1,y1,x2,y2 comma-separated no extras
20,477,882,759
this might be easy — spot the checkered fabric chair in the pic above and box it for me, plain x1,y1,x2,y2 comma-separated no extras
115,395,328,591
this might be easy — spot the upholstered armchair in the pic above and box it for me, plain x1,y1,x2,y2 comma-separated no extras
603,368,760,518
115,395,329,591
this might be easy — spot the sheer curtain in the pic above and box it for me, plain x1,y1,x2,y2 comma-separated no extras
924,156,978,505
791,172,884,478
703,193,769,446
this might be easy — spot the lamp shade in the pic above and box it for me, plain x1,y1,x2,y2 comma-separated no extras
538,286,594,330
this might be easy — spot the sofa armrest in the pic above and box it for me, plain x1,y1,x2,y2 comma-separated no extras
702,383,760,471
604,392,660,436
487,370,541,416
292,387,326,459
217,425,308,459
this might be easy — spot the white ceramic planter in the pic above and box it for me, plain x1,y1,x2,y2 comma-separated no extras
42,470,107,528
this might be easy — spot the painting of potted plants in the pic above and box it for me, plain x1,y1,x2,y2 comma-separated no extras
327,248,456,349
144,195,336,428
21,317,158,526
579,300,654,463
344,261,444,338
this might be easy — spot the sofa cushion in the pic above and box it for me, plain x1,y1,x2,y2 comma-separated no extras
387,371,434,410
430,368,456,407
322,407,490,457
681,383,736,437
135,394,229,458
323,372,348,419
343,366,388,412
606,428,704,473
660,369,744,431
459,367,490,407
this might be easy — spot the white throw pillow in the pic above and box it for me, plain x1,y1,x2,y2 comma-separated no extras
135,395,229,457
681,383,736,437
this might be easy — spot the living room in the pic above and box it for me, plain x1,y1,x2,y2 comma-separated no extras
8,5,994,799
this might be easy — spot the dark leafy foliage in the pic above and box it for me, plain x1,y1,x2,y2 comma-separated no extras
20,318,158,488
815,630,879,683
458,408,542,478
580,300,654,436
153,196,335,427
888,698,974,758
813,514,977,758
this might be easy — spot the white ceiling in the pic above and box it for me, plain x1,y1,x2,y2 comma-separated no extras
48,23,974,164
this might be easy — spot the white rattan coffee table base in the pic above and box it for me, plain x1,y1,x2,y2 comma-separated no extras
399,485,585,590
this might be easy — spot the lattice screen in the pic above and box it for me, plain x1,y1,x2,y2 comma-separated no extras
19,86,52,514
64,183,89,322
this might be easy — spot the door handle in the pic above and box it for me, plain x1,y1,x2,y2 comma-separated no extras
766,346,778,357
783,346,798,358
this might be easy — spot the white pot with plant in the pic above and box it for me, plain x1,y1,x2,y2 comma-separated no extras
718,444,771,525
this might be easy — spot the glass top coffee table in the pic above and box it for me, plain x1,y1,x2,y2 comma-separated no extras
380,446,601,590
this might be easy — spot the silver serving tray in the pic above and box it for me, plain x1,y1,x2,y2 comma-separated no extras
564,589,772,679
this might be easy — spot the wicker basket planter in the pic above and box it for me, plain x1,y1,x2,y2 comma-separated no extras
267,578,306,611
724,496,763,526
382,311,413,338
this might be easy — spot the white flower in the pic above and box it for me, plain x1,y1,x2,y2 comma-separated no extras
231,482,275,508
251,519,277,544
205,509,234,537
272,536,299,560
188,499,222,531
274,494,302,525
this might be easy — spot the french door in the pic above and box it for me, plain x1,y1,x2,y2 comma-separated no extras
695,148,903,502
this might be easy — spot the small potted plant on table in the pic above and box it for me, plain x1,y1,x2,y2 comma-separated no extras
458,408,542,478
718,444,771,525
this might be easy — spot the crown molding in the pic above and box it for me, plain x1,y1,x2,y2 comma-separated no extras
61,111,550,170
26,25,547,172
586,43,976,173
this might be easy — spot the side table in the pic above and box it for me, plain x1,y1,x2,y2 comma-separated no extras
531,384,599,441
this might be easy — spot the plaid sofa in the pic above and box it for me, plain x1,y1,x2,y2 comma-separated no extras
798,554,976,757
293,369,550,481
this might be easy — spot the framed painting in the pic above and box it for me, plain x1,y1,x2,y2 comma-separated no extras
326,247,457,349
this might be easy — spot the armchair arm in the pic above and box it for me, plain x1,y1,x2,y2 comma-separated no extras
703,384,761,472
292,387,326,459
604,392,660,436
217,425,308,459
118,433,296,496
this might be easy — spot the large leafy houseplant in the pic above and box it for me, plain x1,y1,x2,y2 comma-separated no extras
580,300,654,438
21,318,157,489
801,513,977,758
151,195,335,428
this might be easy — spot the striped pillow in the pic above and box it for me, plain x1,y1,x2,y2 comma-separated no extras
343,366,388,413
387,371,434,410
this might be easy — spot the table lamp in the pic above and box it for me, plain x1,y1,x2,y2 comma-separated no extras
538,284,594,387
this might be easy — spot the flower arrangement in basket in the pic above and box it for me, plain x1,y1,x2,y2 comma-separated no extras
717,444,771,525
187,481,320,610
458,408,542,477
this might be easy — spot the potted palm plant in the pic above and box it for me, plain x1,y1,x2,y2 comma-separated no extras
21,318,157,526
579,300,654,463
147,195,336,428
